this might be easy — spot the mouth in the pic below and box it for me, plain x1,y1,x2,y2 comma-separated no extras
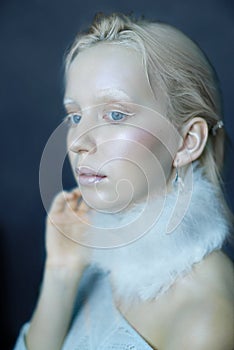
75,166,107,186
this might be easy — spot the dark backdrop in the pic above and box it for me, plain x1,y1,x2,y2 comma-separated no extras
0,0,234,349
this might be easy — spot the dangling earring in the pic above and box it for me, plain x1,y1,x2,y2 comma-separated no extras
172,163,184,191
173,166,179,186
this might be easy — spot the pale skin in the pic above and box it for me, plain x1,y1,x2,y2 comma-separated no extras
26,43,234,350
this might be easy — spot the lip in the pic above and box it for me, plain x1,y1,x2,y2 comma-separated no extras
75,166,107,186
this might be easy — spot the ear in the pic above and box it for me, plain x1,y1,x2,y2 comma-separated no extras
173,117,208,167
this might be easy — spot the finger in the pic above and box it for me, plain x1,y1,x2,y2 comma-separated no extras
77,198,90,212
68,188,88,211
70,187,82,198
68,196,89,213
67,195,82,211
65,188,82,207
77,195,83,208
49,191,68,213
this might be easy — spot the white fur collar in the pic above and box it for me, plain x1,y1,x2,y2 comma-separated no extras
90,162,230,303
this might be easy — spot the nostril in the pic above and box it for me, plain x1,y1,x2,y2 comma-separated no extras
68,138,97,154
78,145,97,155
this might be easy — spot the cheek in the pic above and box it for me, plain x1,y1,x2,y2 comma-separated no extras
129,127,174,180
66,133,78,168
102,128,172,187
106,127,172,167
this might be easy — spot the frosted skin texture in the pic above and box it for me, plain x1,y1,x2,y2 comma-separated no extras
65,44,176,213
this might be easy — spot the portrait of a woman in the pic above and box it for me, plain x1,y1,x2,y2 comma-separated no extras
13,12,234,350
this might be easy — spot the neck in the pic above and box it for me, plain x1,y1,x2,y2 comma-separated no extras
90,162,230,304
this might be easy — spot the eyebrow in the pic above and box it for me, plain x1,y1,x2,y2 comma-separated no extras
96,88,132,101
63,88,133,108
63,98,77,105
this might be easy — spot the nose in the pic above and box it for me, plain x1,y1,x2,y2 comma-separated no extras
68,129,97,155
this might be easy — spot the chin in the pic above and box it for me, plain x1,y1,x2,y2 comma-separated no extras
79,180,138,213
85,198,133,214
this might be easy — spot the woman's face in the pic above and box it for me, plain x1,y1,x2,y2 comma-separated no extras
64,43,179,212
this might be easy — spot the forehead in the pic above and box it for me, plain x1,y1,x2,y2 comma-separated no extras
65,43,157,108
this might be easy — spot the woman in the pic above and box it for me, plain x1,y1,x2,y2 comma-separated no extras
14,13,234,350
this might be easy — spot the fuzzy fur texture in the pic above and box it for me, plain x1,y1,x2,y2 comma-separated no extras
90,162,230,304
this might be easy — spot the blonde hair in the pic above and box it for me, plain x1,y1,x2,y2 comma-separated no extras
64,12,233,228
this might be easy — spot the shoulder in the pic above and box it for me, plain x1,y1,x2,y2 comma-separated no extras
192,250,234,301
163,251,234,349
164,297,234,349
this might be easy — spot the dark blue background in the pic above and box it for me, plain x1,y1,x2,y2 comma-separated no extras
0,1,233,349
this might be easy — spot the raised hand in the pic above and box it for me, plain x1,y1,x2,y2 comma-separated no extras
45,188,92,270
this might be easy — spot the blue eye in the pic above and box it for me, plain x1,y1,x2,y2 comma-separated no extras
72,114,81,124
64,113,82,127
108,111,126,121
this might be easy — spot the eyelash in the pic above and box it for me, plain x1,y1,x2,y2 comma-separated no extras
104,111,133,123
63,110,134,127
